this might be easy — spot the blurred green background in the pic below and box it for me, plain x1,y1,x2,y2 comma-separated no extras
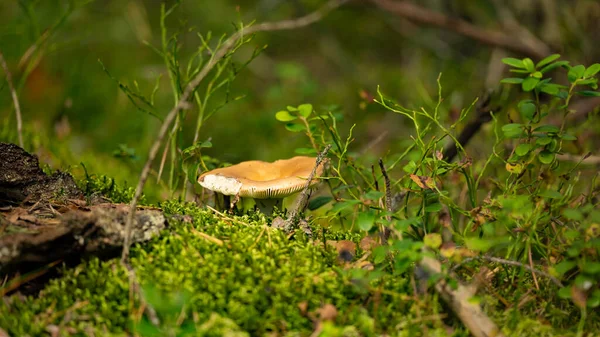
1,0,599,200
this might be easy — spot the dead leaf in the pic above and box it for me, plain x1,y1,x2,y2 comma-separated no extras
410,174,436,190
359,236,379,251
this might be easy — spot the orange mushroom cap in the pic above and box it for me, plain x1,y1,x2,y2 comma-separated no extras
198,156,326,198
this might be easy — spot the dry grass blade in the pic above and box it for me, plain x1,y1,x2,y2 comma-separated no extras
0,50,23,148
121,0,350,261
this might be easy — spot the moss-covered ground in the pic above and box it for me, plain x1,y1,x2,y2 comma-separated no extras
0,196,594,337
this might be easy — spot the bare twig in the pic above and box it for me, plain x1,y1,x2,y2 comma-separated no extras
0,51,24,148
284,144,332,232
372,0,550,59
121,0,349,261
419,255,506,337
452,255,563,287
443,91,496,162
122,260,160,326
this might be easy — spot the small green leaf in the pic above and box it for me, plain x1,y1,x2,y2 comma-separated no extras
329,199,361,213
357,210,376,231
522,58,535,72
515,143,532,156
568,65,585,83
557,286,572,299
425,203,442,213
563,208,584,221
286,105,298,111
560,133,577,141
584,63,600,78
582,262,600,274
540,60,570,74
298,103,313,118
538,150,555,164
424,233,442,249
536,136,553,146
502,123,524,139
364,190,385,200
522,77,540,91
275,110,297,121
518,101,536,120
534,125,560,133
536,54,561,68
576,90,600,97
539,83,561,96
540,190,562,199
308,196,333,211
502,57,526,69
555,260,577,276
464,238,496,252
531,71,543,79
285,123,306,132
500,77,524,84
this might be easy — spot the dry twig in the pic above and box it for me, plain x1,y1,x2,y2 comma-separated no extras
419,255,505,337
378,158,395,241
0,50,23,148
372,0,550,59
284,144,332,232
121,0,349,261
452,255,564,288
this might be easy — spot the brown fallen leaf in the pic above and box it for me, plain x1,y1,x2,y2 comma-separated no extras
410,174,436,190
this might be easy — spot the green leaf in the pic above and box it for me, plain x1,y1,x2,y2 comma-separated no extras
522,77,540,91
522,58,535,72
568,65,585,83
540,60,569,74
285,123,306,132
501,123,524,139
539,83,561,96
500,77,524,84
560,133,577,141
582,262,600,274
518,101,536,120
329,199,361,214
534,125,560,133
502,57,526,69
584,63,600,78
464,238,496,252
554,260,576,276
557,286,572,299
357,210,376,231
275,110,297,122
536,54,561,68
364,190,385,200
531,71,543,79
576,90,600,97
295,147,317,155
286,105,299,111
515,143,532,156
424,233,442,249
425,203,442,213
298,104,313,118
308,196,333,211
540,189,562,199
536,136,553,146
563,208,584,221
538,150,555,164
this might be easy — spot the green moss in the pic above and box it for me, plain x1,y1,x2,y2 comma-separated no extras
0,200,593,336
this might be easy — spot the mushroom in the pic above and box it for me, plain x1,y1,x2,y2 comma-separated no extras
198,156,326,214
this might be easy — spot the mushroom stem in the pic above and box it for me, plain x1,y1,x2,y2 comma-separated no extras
255,198,283,214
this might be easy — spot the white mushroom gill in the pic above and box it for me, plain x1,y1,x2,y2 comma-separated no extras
199,174,243,196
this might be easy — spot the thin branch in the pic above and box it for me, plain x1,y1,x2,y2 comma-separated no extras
285,144,332,232
0,51,23,148
452,255,563,287
121,0,349,261
443,91,496,162
372,0,551,59
419,255,506,337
